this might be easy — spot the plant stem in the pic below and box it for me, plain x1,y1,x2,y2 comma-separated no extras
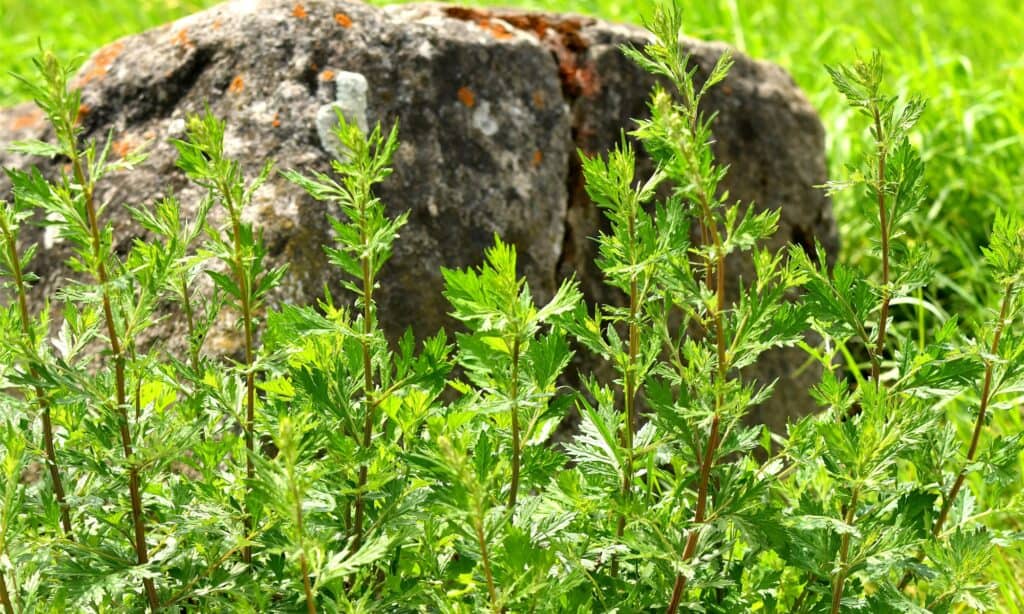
871,107,890,385
508,337,522,511
0,215,73,538
898,280,1014,590
180,272,200,371
223,193,258,566
934,283,1011,533
830,487,860,614
790,578,812,612
73,154,159,611
353,216,375,550
160,528,259,608
300,551,317,614
289,460,317,614
667,184,727,614
0,571,13,614
475,514,499,613
823,103,887,609
612,212,641,578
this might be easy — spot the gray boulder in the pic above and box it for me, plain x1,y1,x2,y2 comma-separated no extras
0,0,837,432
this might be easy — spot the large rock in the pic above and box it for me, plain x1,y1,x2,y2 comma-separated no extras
0,0,837,431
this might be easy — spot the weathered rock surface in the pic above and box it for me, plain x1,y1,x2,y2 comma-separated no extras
0,0,837,431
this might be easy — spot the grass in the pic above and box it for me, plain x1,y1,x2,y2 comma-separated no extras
3,0,1022,607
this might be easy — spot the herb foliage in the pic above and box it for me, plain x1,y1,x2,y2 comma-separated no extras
1,6,1021,612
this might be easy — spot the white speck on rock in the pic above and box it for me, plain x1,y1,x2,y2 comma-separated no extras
166,117,186,135
223,128,245,157
249,100,268,116
415,39,434,58
472,101,499,137
42,211,62,249
317,71,370,160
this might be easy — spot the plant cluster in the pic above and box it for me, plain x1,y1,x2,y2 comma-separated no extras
1,5,1022,612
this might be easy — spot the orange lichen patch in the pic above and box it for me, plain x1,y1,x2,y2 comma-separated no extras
292,3,307,19
531,149,543,168
170,28,190,47
111,138,137,159
212,18,223,30
272,112,281,128
8,107,44,132
477,18,513,40
457,86,475,108
442,8,598,99
75,104,90,126
531,90,545,109
78,40,125,85
228,75,245,94
334,12,352,27
319,69,335,81
556,56,599,98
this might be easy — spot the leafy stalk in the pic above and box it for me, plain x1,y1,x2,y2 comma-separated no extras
617,7,737,609
173,111,282,566
354,210,375,548
0,425,27,614
0,203,72,537
7,50,159,609
443,236,579,516
870,104,890,383
283,110,405,549
933,253,1018,536
616,204,641,565
231,190,258,565
475,506,499,613
566,140,661,580
508,336,522,509
73,114,159,614
820,52,929,611
899,212,1024,590
280,416,317,614
936,288,1009,514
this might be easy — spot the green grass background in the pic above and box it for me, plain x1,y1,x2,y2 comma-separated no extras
2,0,1023,607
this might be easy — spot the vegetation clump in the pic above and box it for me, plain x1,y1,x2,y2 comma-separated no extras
1,4,1021,611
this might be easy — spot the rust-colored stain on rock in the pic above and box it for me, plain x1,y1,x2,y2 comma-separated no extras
212,18,223,30
228,75,245,94
319,69,335,81
292,3,308,19
170,28,190,47
531,90,545,108
78,40,125,85
531,149,543,167
75,104,90,126
565,63,600,97
442,8,600,99
477,18,513,40
334,12,352,27
457,86,475,107
8,108,44,132
111,139,137,158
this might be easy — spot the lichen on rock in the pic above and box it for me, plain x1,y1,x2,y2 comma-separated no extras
316,69,369,159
